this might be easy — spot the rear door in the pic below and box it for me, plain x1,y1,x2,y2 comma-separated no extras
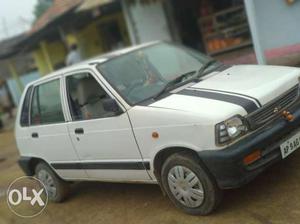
26,77,87,179
62,70,150,181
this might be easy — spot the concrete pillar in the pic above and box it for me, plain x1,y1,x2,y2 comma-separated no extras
121,0,138,45
244,0,267,65
40,41,54,72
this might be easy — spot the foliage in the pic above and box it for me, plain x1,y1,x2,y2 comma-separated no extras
33,0,53,20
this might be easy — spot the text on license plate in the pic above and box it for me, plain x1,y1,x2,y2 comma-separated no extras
280,132,300,159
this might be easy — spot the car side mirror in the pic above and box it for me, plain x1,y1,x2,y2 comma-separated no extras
103,98,122,114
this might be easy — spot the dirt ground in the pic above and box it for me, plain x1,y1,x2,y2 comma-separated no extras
1,131,300,224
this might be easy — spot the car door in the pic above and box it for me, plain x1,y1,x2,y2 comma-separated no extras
26,77,87,179
63,70,150,181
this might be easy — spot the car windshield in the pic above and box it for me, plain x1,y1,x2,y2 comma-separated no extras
97,43,219,105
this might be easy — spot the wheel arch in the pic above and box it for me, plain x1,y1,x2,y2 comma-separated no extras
152,147,203,186
18,156,61,178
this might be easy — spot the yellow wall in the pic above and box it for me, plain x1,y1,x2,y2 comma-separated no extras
47,41,67,68
77,22,104,58
32,12,130,76
77,12,130,59
65,34,78,46
32,48,49,76
33,40,67,76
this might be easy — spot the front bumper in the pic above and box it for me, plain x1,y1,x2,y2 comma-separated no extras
198,104,300,189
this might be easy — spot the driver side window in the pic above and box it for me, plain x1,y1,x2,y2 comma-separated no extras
66,72,115,121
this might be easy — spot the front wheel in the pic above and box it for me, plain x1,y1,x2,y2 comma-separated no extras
161,152,222,215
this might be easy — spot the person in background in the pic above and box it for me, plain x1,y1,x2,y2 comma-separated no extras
66,44,82,66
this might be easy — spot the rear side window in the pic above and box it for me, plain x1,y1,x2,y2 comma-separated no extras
30,79,65,125
20,86,33,127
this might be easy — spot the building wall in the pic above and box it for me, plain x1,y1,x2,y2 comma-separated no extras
77,22,104,58
253,0,300,50
0,86,8,107
33,48,49,75
124,0,172,44
47,41,67,69
32,13,129,76
77,12,130,58
6,71,40,105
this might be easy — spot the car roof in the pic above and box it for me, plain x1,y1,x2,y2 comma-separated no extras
27,41,162,87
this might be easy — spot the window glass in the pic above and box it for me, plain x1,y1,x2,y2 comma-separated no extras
20,86,33,127
97,43,219,105
66,73,115,121
30,79,65,125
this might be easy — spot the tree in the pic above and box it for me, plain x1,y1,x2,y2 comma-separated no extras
33,0,53,20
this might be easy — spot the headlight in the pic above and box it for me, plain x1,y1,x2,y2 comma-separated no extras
215,115,248,145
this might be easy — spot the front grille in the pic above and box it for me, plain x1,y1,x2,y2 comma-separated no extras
247,85,299,129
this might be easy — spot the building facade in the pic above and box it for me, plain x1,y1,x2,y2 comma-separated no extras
1,0,300,105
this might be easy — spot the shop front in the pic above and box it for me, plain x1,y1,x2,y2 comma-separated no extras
168,0,252,56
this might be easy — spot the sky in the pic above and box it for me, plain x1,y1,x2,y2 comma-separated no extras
0,0,38,40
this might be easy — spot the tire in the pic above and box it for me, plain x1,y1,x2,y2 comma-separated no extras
161,152,222,215
35,162,70,202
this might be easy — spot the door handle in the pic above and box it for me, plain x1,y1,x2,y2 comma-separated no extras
75,128,84,135
32,132,39,138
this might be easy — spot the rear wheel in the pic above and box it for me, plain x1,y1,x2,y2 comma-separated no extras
35,162,70,202
161,152,222,215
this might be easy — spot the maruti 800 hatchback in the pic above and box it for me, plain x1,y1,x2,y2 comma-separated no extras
16,42,300,215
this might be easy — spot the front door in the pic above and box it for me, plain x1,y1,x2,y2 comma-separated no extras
63,71,150,181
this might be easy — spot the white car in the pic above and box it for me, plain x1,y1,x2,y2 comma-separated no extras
15,42,300,215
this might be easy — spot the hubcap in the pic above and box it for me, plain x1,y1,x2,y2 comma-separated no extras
167,166,204,208
37,170,57,198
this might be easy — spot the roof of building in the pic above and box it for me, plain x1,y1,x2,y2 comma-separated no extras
0,0,83,60
76,0,114,12
30,0,83,34
0,34,27,60
0,34,35,79
0,0,120,60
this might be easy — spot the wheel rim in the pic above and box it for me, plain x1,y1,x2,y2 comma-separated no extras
167,165,205,208
37,169,57,198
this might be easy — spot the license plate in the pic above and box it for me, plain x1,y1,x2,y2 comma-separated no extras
280,132,300,159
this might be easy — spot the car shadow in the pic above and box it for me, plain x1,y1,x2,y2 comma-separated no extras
67,150,300,216
216,150,300,214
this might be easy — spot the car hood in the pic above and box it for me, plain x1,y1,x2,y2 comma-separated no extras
148,65,300,119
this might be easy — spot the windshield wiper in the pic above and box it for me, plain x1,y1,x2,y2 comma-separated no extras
153,71,196,100
152,60,217,100
195,59,218,80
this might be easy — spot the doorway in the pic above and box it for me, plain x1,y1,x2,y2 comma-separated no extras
98,20,125,52
168,0,251,56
